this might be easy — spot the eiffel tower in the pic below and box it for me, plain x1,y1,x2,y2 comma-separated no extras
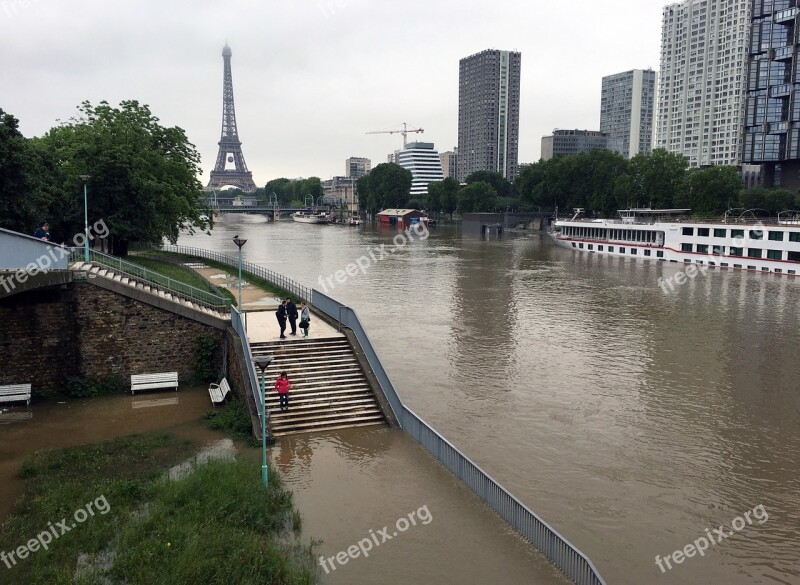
206,43,257,192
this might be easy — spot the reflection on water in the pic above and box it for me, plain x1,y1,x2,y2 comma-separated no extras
182,218,800,584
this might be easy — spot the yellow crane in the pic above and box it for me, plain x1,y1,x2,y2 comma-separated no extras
366,122,424,148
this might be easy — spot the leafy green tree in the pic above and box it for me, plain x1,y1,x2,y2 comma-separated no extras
356,175,370,213
465,170,512,198
629,148,688,209
679,166,742,214
265,178,292,204
739,186,796,213
41,100,210,256
0,109,54,235
362,163,412,212
440,177,460,219
426,180,443,217
458,181,497,213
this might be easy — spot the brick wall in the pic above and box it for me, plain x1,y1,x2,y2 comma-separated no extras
0,282,225,393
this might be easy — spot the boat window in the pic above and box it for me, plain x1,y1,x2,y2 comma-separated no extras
697,244,708,253
631,248,637,255
775,268,782,273
731,229,745,238
762,267,769,272
788,251,800,261
734,264,742,268
713,245,723,254
748,248,763,258
681,243,692,252
572,243,576,248
714,228,726,237
620,247,625,253
769,231,784,241
644,249,651,256
657,251,664,258
598,245,604,251
682,227,694,236
709,261,715,266
579,243,584,249
698,228,710,237
588,244,594,250
789,232,800,242
608,246,614,252
767,250,782,260
749,230,764,240
721,262,728,267
730,247,743,256
789,269,796,274
748,266,757,270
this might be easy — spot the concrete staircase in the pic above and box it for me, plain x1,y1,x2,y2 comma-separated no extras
70,262,229,319
250,337,386,436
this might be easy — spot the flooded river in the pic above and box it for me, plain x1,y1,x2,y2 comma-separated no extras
180,216,800,585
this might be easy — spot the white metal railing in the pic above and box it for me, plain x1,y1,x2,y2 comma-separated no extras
231,307,265,431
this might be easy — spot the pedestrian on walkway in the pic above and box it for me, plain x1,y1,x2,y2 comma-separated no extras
274,371,291,411
286,298,298,336
299,301,310,337
276,300,288,339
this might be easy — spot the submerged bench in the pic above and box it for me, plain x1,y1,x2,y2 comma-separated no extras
0,384,32,405
130,372,179,395
208,378,231,405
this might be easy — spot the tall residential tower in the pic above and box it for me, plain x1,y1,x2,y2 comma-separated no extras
656,0,751,167
600,69,656,158
457,49,521,181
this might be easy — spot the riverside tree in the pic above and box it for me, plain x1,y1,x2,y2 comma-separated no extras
38,100,211,256
358,163,412,214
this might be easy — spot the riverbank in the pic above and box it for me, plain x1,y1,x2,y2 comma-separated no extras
0,429,316,584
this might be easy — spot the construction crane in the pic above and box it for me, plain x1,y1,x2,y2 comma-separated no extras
366,122,424,147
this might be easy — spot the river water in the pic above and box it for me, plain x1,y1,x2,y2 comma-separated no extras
183,215,800,585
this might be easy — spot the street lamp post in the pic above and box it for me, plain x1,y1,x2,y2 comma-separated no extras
232,235,247,309
254,356,273,489
79,175,91,261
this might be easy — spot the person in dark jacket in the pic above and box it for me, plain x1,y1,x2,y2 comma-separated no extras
286,298,299,335
274,371,291,411
276,300,288,339
33,222,50,241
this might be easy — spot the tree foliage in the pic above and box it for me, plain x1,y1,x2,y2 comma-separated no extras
465,170,513,198
264,177,322,205
28,100,211,255
458,181,497,213
357,163,412,214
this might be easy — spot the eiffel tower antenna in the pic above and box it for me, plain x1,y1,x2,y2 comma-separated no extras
206,43,257,192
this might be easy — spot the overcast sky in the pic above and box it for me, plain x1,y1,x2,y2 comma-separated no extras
2,0,668,185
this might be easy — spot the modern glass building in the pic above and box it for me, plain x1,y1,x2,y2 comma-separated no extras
457,49,521,181
656,0,751,167
396,142,445,198
600,69,657,158
742,0,800,187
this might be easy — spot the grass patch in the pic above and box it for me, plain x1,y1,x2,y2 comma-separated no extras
0,433,315,584
125,256,235,303
203,399,275,447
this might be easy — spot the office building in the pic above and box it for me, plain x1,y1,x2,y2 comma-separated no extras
346,157,371,179
600,69,656,158
458,49,521,181
540,129,622,160
742,0,800,187
656,0,751,167
439,148,458,179
396,142,445,198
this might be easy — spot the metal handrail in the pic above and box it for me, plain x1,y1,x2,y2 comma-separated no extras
69,248,231,313
231,307,265,433
158,244,312,302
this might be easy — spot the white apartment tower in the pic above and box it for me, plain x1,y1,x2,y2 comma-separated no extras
600,69,656,158
656,0,751,167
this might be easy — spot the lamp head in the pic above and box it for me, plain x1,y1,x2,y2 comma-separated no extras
232,235,247,248
79,175,91,183
254,356,273,371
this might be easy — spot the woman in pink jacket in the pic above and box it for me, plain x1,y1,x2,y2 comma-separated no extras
274,371,291,411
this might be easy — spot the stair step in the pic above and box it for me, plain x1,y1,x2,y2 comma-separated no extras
266,395,375,408
271,414,386,434
270,404,380,420
272,420,386,437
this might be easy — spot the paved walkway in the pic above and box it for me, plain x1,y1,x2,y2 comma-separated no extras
182,261,342,343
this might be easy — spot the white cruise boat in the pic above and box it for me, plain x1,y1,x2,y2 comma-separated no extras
292,210,329,224
549,208,800,276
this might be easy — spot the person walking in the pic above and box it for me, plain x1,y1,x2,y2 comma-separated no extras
286,298,299,336
299,301,311,337
274,371,291,411
276,300,288,339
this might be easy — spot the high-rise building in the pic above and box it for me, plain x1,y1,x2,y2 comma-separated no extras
600,69,656,158
656,0,750,167
742,1,800,188
346,157,371,179
439,148,458,179
396,142,445,198
540,129,623,160
458,49,521,181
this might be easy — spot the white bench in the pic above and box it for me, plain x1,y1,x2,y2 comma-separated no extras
0,384,32,405
130,372,179,395
208,378,231,405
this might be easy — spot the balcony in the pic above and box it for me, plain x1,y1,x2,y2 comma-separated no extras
773,45,795,61
770,84,793,98
774,7,798,23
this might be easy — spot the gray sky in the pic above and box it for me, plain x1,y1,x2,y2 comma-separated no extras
2,0,667,185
